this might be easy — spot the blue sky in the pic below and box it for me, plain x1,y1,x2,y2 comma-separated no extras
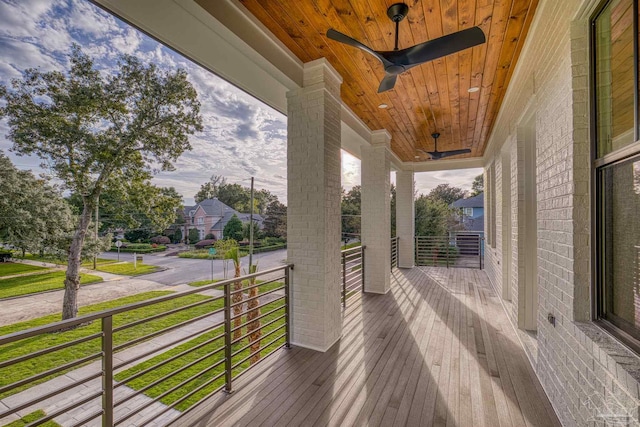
0,0,481,204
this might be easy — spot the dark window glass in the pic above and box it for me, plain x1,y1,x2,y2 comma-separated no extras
593,0,640,349
599,155,640,335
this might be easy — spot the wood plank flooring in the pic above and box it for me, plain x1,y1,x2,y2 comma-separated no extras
177,267,560,427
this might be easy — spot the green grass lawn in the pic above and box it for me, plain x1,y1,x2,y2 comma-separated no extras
0,271,103,299
178,249,248,260
189,278,284,294
20,255,115,267
0,291,214,399
0,263,49,278
5,410,60,427
81,258,118,267
114,299,286,411
94,262,159,276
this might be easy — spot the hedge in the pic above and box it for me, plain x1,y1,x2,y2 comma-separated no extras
110,245,166,253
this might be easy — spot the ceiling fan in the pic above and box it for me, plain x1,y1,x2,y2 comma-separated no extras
326,3,486,93
418,132,471,160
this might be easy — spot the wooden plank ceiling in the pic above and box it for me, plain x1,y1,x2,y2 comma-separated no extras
218,0,539,162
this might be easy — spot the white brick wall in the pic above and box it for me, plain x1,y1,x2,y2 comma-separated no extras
395,170,415,268
286,59,343,352
361,130,391,294
482,0,640,425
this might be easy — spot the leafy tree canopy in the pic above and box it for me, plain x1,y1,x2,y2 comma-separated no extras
0,46,202,319
194,175,227,203
415,195,451,237
470,174,484,197
223,214,244,241
427,184,467,205
263,200,287,239
341,186,361,241
0,153,74,256
195,176,278,215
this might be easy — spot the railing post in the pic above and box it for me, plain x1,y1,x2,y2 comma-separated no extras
102,316,113,427
285,266,291,349
479,237,483,269
223,282,233,394
361,246,365,292
446,239,450,269
342,252,347,307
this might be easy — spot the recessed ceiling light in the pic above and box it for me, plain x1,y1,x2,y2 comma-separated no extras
414,155,420,159
468,87,480,93
378,103,388,109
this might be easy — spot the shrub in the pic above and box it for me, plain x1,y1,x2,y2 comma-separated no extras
173,228,182,244
204,233,216,240
150,235,171,245
188,228,199,244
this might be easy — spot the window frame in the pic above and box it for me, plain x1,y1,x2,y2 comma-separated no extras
591,0,640,354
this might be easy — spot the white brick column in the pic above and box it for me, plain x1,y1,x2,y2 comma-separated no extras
396,170,415,268
286,58,343,352
361,130,391,294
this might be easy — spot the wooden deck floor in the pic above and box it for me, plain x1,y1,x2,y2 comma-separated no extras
178,267,560,427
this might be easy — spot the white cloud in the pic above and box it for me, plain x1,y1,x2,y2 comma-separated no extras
414,168,483,196
0,0,481,209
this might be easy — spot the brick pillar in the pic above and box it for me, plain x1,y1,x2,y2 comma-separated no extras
286,58,343,352
361,130,391,294
396,170,415,268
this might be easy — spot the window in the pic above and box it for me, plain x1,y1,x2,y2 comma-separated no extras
463,207,473,217
197,217,204,225
593,0,640,350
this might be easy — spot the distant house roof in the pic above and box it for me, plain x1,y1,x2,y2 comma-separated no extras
211,212,264,232
463,215,484,232
451,193,484,209
184,198,236,218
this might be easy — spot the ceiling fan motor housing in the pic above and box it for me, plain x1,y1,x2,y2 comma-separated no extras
387,3,409,22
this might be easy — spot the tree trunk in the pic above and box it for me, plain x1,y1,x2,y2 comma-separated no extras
231,262,243,340
62,199,94,320
246,275,261,365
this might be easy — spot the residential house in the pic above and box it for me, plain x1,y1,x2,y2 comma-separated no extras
184,198,263,241
450,193,485,236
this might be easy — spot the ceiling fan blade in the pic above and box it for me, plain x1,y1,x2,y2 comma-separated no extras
382,26,486,66
378,74,397,93
438,148,472,159
326,29,393,67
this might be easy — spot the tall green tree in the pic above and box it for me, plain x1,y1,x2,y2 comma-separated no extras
0,153,77,257
69,181,183,236
341,186,361,241
223,214,244,241
0,46,202,320
427,184,467,205
470,174,484,197
262,200,287,239
201,178,278,214
415,195,451,237
194,174,227,203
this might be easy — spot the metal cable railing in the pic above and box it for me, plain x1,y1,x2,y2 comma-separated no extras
0,265,292,427
415,235,484,269
341,245,365,306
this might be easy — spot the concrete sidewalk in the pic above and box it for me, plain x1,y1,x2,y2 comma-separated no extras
0,277,174,326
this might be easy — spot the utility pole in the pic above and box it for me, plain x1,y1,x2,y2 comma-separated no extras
249,177,254,268
93,197,99,270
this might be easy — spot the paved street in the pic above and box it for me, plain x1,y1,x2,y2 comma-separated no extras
0,249,288,326
101,249,288,285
